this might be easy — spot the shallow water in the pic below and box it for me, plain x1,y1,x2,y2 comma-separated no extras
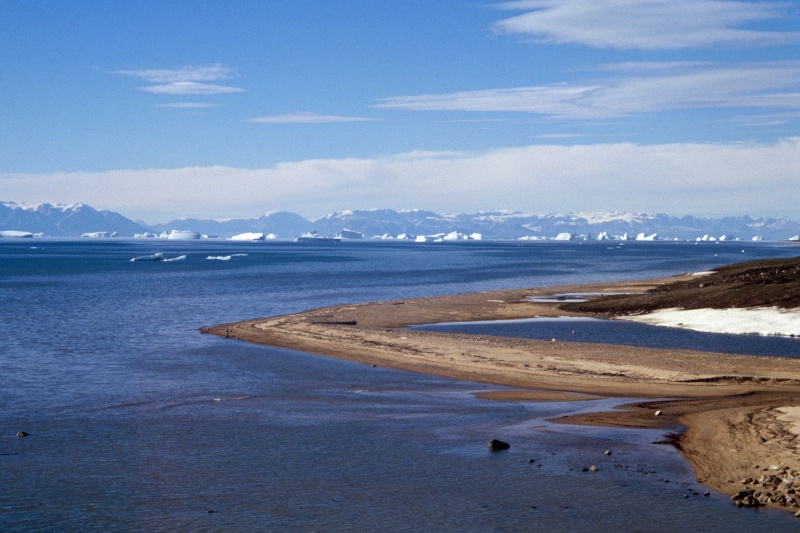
2,239,799,531
414,316,800,358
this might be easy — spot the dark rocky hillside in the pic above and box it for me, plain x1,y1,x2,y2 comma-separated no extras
563,256,800,314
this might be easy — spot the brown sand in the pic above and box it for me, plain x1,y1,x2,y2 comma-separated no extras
202,275,800,513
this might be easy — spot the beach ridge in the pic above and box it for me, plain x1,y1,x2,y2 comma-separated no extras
202,271,800,514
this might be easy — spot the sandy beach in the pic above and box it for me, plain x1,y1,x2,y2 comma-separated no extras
203,272,800,514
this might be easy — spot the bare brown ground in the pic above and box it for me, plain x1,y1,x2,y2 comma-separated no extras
201,274,800,514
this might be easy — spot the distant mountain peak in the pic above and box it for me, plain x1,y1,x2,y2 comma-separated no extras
1,202,799,241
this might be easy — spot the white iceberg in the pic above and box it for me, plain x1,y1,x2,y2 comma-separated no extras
0,230,34,238
338,229,364,240
162,230,201,240
131,253,187,262
230,232,265,241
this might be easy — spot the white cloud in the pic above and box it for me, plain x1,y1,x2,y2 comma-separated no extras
140,81,244,95
114,64,243,95
247,112,380,124
113,64,236,82
153,102,220,108
376,61,800,119
493,0,800,49
3,139,799,221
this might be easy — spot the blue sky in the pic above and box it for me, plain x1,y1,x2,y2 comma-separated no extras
2,0,799,222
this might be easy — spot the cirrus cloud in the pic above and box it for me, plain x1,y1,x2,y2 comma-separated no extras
113,63,244,96
493,0,800,50
376,61,800,119
247,112,380,124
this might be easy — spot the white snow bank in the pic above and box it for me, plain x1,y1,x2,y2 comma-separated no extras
620,307,800,337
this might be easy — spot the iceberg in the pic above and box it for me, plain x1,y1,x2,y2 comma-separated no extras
131,253,187,262
230,232,265,241
82,231,117,238
337,229,364,240
553,232,575,241
635,232,658,241
161,230,201,240
0,230,34,238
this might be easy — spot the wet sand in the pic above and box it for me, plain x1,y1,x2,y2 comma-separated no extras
203,274,800,514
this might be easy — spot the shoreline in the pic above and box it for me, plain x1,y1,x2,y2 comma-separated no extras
202,274,800,514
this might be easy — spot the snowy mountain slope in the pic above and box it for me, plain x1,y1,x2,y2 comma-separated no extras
1,201,798,240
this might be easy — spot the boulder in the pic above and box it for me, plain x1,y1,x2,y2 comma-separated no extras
488,439,510,451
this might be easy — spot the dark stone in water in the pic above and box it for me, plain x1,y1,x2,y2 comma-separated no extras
16,431,29,437
488,439,510,451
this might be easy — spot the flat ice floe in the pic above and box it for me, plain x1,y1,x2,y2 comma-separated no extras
621,307,800,337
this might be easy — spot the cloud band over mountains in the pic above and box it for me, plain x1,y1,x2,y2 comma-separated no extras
3,138,798,222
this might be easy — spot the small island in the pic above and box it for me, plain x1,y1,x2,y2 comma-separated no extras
203,256,800,514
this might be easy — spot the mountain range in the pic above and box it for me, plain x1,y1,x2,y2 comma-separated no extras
2,201,799,241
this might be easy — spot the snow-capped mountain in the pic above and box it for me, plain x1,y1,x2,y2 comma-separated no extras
1,201,798,240
312,209,800,241
0,202,147,237
149,211,314,239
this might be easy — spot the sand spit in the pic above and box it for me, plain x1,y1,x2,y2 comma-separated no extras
203,271,800,515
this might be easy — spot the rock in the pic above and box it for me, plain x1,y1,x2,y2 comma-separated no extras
488,439,510,451
731,489,764,508
654,410,662,416
16,431,29,437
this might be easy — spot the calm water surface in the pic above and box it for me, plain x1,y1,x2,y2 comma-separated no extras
2,239,799,531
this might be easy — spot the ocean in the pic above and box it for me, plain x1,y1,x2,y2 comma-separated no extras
2,239,799,532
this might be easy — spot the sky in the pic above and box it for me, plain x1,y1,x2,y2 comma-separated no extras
2,0,799,223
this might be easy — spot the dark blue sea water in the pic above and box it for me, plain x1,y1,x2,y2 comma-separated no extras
2,239,799,532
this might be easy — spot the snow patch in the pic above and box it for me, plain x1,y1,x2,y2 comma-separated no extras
620,307,800,337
